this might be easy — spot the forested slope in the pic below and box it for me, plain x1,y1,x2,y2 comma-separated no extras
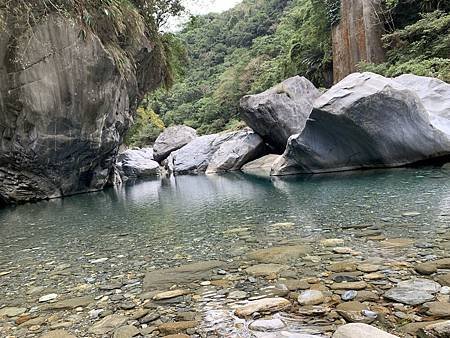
127,0,450,146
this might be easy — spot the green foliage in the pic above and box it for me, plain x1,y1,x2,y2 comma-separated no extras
149,0,333,135
359,10,450,82
125,106,165,147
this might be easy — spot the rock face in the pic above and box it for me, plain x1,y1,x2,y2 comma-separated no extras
170,128,265,175
240,76,320,152
395,74,450,136
118,148,160,179
153,126,197,163
272,72,450,175
0,15,163,204
332,0,385,82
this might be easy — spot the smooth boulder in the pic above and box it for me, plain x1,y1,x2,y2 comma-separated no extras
240,76,320,152
395,74,450,136
118,148,160,179
272,72,450,175
206,128,266,173
153,126,197,162
170,129,265,175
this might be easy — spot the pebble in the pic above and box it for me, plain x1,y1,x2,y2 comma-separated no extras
298,290,325,305
249,318,286,331
39,293,58,302
342,290,357,301
235,298,291,318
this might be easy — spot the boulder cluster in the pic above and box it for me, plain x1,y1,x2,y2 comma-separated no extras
120,72,450,180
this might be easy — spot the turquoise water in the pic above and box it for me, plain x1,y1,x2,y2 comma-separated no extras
1,168,450,336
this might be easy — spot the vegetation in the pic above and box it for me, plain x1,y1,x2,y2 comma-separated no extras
0,0,184,87
144,0,332,137
359,2,450,81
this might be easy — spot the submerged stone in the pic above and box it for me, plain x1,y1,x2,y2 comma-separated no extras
235,298,291,318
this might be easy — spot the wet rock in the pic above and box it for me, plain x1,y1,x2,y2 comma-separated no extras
357,264,380,273
40,329,77,338
0,307,26,317
228,290,248,300
153,290,189,301
158,321,198,335
331,281,367,290
333,323,399,338
249,318,286,331
245,264,289,277
298,290,325,305
342,290,358,301
331,273,361,283
272,72,450,175
119,148,160,179
39,294,58,302
418,320,450,337
113,325,140,338
384,288,435,305
235,298,291,318
247,245,310,264
241,154,280,176
336,301,369,323
153,126,197,163
44,296,93,310
397,278,442,293
424,302,450,318
328,262,357,273
436,273,450,287
240,76,320,152
143,261,225,290
89,314,128,335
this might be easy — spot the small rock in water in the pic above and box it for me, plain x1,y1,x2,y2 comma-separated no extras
333,323,399,337
249,318,286,331
298,290,324,305
90,257,109,264
39,293,58,302
153,289,189,301
402,211,421,217
235,298,291,318
228,290,248,300
342,290,358,301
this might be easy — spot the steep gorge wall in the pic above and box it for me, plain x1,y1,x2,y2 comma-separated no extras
332,0,385,82
0,16,164,205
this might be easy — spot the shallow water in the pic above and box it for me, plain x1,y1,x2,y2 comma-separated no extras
1,167,450,336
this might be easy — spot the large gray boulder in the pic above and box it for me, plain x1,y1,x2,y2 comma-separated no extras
170,129,265,175
153,125,197,162
272,72,450,175
119,148,160,179
0,15,164,204
206,129,266,173
395,74,450,136
240,76,321,152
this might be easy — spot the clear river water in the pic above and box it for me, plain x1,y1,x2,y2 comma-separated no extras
1,167,450,337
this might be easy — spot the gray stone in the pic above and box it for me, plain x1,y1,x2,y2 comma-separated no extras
89,314,128,335
272,72,450,176
153,126,197,162
395,74,450,136
40,330,77,338
143,261,226,290
0,15,163,204
241,154,280,176
113,325,140,338
418,320,450,337
249,318,286,331
0,307,27,317
206,128,266,173
298,290,325,305
240,76,320,152
119,148,160,178
384,288,435,305
333,323,399,338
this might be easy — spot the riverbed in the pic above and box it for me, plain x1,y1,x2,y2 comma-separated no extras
1,168,450,337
